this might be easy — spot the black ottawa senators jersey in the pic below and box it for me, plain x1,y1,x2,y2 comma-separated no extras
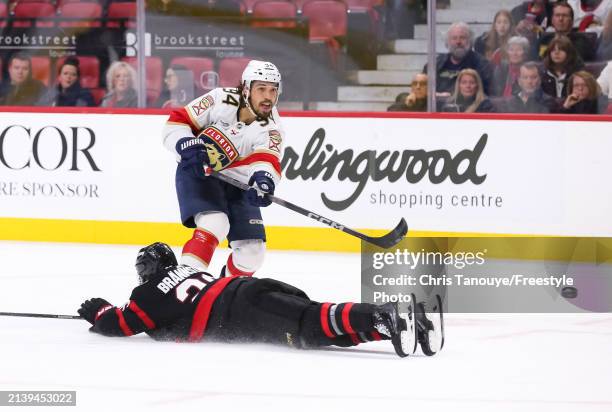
89,265,238,341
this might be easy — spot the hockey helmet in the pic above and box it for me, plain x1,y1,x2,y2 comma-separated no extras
241,60,282,105
135,242,178,284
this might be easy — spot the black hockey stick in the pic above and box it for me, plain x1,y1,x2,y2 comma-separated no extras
211,172,408,248
0,311,82,320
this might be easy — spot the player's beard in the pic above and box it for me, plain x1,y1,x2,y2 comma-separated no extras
251,99,274,119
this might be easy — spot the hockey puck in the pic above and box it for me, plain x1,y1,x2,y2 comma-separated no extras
561,286,578,299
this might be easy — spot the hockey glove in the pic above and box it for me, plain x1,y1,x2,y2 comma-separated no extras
176,137,208,179
78,298,113,325
247,171,275,207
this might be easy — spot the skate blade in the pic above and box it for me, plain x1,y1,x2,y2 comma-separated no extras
422,294,445,356
397,294,417,357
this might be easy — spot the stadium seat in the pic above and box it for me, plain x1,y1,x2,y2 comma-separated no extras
121,56,163,105
585,62,607,79
56,56,100,88
58,2,103,27
31,56,52,86
218,57,252,87
242,0,259,13
12,2,56,28
169,57,215,95
301,0,347,42
341,0,376,12
89,87,106,106
291,0,308,13
607,102,612,115
107,2,136,28
0,2,6,28
252,0,297,28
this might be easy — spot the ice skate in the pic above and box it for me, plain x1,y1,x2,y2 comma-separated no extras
373,297,417,358
415,294,445,356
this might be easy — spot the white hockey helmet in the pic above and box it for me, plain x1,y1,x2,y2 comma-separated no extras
241,60,282,102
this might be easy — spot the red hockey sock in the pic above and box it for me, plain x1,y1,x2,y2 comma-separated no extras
319,302,379,338
182,229,219,267
225,253,254,277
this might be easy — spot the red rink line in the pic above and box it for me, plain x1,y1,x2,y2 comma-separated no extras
0,106,611,122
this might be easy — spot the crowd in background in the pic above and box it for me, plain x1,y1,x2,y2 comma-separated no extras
389,0,612,114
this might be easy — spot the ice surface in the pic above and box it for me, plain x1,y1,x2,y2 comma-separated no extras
0,241,611,412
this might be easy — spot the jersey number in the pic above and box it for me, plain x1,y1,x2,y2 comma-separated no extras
222,93,239,107
175,274,212,303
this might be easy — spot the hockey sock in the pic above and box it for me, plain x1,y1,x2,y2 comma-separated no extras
299,303,389,348
224,253,255,277
181,229,219,269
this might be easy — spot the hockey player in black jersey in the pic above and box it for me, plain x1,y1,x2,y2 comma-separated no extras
78,242,444,357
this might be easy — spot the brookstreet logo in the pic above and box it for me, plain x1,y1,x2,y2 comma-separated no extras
281,129,487,211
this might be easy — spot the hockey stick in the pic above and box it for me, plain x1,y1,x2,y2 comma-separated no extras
211,172,408,248
0,311,82,320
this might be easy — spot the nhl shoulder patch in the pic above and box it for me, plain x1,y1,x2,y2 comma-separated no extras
191,95,215,116
200,126,239,171
268,130,282,153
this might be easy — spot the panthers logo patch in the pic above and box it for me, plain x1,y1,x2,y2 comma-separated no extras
200,126,239,171
268,130,282,153
191,95,214,116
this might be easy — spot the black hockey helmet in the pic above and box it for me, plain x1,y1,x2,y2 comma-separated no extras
135,242,178,284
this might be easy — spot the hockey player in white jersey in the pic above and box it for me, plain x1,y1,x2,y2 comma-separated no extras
163,60,284,276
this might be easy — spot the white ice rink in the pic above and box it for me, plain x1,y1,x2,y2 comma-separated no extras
1,241,611,412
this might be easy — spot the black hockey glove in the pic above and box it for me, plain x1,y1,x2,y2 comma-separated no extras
247,171,275,207
78,298,113,325
176,137,208,179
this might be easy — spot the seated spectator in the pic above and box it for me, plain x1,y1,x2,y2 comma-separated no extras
100,61,138,108
474,10,514,63
0,53,46,106
424,22,493,96
512,0,552,39
492,36,531,97
567,0,612,34
596,8,612,60
539,2,596,61
503,61,557,113
387,73,427,111
156,64,193,108
37,57,95,107
541,35,584,99
440,69,495,113
597,61,612,99
560,70,608,113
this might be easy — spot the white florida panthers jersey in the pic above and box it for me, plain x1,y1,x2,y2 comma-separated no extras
162,87,284,186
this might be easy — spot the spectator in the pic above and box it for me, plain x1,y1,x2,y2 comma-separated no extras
156,64,193,108
0,53,46,106
440,69,495,113
512,0,553,38
540,2,596,61
474,9,514,63
387,73,427,111
37,57,95,107
424,22,493,96
597,61,612,99
567,0,612,34
596,8,612,60
541,35,584,99
503,61,557,113
100,61,137,108
560,70,608,113
492,36,531,97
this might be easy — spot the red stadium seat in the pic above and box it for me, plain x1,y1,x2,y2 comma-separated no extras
121,56,163,105
31,56,52,86
218,57,252,88
56,56,100,88
301,0,347,42
89,87,106,106
12,2,56,28
242,0,259,13
607,102,612,115
252,0,297,28
107,2,136,28
58,2,103,27
169,57,215,94
0,3,7,28
291,0,308,13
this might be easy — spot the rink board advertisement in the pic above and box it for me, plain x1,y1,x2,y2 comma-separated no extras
0,111,611,250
